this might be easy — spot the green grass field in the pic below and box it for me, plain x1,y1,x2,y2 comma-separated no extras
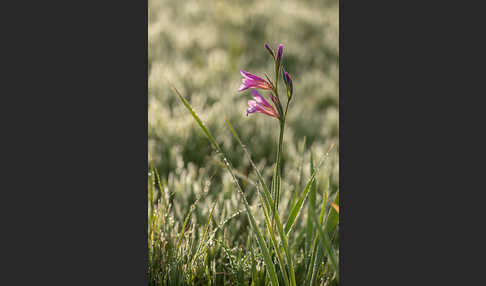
148,0,339,285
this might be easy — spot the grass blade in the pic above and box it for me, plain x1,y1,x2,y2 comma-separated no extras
306,151,317,254
191,201,217,266
176,199,196,252
312,212,339,282
284,144,334,235
310,182,339,284
306,177,329,285
257,188,290,286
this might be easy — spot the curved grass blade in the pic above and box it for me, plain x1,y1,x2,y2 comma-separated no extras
210,157,257,186
191,201,217,266
309,185,339,284
245,208,280,286
306,177,329,285
284,144,334,235
176,199,197,252
173,85,279,286
306,151,317,254
257,186,290,286
312,212,339,282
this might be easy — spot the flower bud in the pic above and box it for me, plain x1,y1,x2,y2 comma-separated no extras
276,44,283,65
264,43,275,59
284,71,293,100
281,67,288,85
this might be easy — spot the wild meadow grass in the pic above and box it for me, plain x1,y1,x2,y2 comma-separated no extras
148,0,338,285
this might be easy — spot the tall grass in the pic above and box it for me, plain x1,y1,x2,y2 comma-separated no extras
148,73,338,285
148,0,338,285
148,139,339,285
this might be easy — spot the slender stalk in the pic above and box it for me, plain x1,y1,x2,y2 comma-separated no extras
271,59,296,286
277,100,290,215
275,121,284,211
273,100,289,233
272,60,285,234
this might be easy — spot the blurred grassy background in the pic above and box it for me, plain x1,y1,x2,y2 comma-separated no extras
149,0,338,181
148,0,338,283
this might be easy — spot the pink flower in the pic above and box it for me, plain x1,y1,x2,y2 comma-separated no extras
246,89,279,118
238,70,273,92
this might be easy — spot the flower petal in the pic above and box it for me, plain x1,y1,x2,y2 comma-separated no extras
251,89,272,108
240,70,265,82
246,98,278,118
238,83,249,91
238,70,273,92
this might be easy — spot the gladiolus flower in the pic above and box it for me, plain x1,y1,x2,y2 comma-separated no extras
246,89,279,118
238,70,273,92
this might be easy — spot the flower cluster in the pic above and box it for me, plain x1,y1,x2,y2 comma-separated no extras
238,43,293,120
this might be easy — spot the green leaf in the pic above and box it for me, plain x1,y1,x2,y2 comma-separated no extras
284,146,333,235
312,212,339,282
191,201,217,266
325,192,339,238
176,199,197,252
305,176,329,286
306,151,317,253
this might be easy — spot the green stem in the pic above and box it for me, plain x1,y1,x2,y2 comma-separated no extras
271,61,284,235
276,121,284,210
275,100,290,219
284,99,290,119
269,61,297,286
